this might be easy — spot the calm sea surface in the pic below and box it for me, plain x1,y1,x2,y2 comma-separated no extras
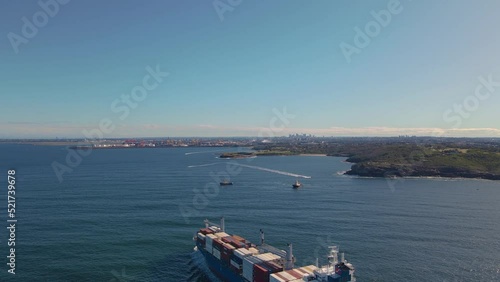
0,144,499,281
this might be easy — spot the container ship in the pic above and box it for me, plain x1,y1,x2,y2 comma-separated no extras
194,217,355,282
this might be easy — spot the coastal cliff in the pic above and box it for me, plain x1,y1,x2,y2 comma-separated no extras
345,162,500,180
247,141,500,181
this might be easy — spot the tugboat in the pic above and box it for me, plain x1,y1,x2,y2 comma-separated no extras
292,179,301,188
220,179,233,186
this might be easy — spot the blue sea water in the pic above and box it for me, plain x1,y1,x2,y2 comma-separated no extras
0,144,499,281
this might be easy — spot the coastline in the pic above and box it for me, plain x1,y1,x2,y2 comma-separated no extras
344,174,500,183
0,141,87,146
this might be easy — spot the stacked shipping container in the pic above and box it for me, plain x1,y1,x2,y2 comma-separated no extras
205,233,217,256
197,226,350,282
196,220,355,282
242,253,283,282
269,265,318,282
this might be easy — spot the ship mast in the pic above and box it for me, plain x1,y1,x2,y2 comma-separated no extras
220,216,225,232
285,243,294,270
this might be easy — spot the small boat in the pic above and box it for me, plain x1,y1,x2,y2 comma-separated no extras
220,179,233,186
292,179,301,188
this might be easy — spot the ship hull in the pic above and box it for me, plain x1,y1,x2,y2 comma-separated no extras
196,241,244,282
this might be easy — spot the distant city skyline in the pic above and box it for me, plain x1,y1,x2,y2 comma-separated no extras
1,1,500,138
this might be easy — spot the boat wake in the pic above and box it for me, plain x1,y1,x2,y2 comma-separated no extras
185,150,227,156
233,163,312,179
189,250,221,282
188,163,220,168
188,162,311,178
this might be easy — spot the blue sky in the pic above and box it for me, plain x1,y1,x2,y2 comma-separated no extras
1,0,500,138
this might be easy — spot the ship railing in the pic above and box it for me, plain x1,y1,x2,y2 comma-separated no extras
258,243,287,259
204,219,221,230
315,264,337,275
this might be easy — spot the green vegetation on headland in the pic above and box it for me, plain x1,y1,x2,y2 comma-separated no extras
219,150,295,158
342,145,500,180
5,137,500,180
226,138,500,180
219,152,255,159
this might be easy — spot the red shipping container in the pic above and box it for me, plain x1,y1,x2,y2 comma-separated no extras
287,269,304,279
229,240,246,249
264,261,282,273
199,228,214,235
221,252,231,265
232,235,245,241
213,239,223,250
253,263,270,282
222,246,233,254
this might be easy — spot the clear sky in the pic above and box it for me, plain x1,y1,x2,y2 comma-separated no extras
1,0,500,138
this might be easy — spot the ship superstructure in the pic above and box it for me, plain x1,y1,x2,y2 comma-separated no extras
194,217,355,282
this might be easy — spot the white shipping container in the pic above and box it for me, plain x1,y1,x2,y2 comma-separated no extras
296,268,308,276
197,233,206,240
212,249,221,259
234,248,252,259
270,273,288,282
230,259,241,269
270,271,297,282
301,265,318,273
242,259,252,282
248,247,259,254
272,269,307,282
281,272,299,281
206,235,215,251
242,256,261,282
206,234,217,244
223,243,235,250
255,252,280,262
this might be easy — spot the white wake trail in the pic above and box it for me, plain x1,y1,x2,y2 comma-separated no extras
233,164,312,179
187,163,220,168
185,149,227,155
187,162,311,179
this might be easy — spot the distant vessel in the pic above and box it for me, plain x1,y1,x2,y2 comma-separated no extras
292,180,301,188
220,179,233,186
194,217,355,282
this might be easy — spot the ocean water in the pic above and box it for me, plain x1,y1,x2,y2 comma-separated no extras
0,144,499,281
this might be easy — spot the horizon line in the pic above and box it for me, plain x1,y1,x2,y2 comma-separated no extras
1,135,500,140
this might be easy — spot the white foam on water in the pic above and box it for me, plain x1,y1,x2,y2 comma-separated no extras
233,163,312,179
188,162,311,178
189,250,222,282
185,149,227,155
187,163,220,168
